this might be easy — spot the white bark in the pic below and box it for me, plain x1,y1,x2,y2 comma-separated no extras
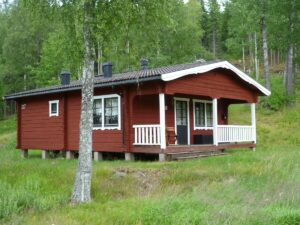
71,0,95,204
285,45,294,95
248,34,253,73
254,32,259,81
261,15,270,90
24,74,27,91
242,41,245,72
212,29,216,57
284,0,295,96
97,42,102,75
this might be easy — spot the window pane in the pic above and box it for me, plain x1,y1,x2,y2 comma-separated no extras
51,103,57,114
176,101,187,125
206,103,213,127
195,102,205,127
104,97,118,127
93,99,102,127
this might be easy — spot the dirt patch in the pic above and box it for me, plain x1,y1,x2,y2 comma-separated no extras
114,168,165,197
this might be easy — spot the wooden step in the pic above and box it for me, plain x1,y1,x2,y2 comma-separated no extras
175,153,227,161
168,150,226,161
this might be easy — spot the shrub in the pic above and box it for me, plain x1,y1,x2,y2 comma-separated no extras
260,76,290,110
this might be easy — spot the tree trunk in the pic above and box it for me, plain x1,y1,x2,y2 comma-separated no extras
285,45,294,95
24,74,27,91
71,0,95,204
242,41,245,72
97,42,102,75
254,32,259,80
269,49,273,68
212,29,216,57
272,50,274,66
248,34,253,73
284,0,295,96
261,15,270,90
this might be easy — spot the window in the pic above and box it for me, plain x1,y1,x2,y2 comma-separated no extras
49,100,59,117
93,99,102,127
176,100,188,125
193,100,213,129
93,94,121,130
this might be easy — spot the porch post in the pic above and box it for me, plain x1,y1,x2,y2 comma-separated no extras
251,103,256,144
213,98,218,146
159,93,166,150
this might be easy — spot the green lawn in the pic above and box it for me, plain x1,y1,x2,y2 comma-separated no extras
0,106,300,225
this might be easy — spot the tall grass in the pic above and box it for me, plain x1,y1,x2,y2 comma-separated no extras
0,106,300,224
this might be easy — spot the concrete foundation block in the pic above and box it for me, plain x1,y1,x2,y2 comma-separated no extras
42,150,49,159
159,153,166,162
21,149,28,158
93,152,103,161
66,151,74,159
251,147,256,152
125,152,135,161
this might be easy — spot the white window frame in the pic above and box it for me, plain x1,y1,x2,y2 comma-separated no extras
93,94,121,130
193,99,213,130
49,100,59,117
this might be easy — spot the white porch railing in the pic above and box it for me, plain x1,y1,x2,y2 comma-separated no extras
217,125,255,143
133,124,255,146
133,124,161,145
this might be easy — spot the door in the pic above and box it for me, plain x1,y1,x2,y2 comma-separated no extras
175,100,189,145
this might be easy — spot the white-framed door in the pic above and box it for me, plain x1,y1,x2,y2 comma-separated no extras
174,97,190,145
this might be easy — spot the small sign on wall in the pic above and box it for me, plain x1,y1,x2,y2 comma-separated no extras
21,104,26,110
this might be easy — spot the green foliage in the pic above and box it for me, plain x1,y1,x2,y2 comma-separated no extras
0,0,206,98
260,76,290,110
0,116,15,135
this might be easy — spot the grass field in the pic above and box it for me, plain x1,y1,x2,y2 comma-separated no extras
0,105,300,225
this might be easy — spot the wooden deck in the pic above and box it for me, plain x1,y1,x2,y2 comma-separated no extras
132,142,256,154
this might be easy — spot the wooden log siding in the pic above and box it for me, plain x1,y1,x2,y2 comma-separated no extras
66,91,125,152
16,70,259,153
165,70,258,103
18,94,65,150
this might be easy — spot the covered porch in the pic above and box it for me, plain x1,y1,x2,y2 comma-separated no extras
131,93,257,160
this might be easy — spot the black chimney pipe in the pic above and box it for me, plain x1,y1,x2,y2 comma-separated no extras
140,58,148,70
102,62,113,78
60,71,71,85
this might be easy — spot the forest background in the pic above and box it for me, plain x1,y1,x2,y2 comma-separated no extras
0,0,299,116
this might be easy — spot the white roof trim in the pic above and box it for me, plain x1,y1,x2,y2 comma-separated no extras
161,61,271,96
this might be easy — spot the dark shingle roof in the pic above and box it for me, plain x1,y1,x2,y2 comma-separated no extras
4,60,222,100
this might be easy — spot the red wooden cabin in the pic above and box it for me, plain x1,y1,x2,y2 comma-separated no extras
4,60,270,161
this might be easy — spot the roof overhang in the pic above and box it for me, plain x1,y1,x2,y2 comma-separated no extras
3,75,161,100
161,61,271,96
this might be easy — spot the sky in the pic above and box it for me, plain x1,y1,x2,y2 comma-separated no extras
184,0,227,11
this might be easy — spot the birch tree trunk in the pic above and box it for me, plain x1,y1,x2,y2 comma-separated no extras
254,32,259,80
71,0,95,204
242,41,246,72
261,15,270,90
285,45,294,95
97,42,102,75
270,50,272,67
248,34,253,73
212,29,216,57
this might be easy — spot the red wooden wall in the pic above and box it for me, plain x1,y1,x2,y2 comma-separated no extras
165,69,259,103
16,69,259,152
17,94,65,150
66,89,126,152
